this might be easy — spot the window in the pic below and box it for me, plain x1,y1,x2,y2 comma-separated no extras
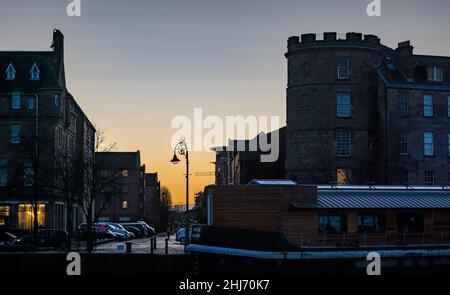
399,92,409,116
18,204,45,231
397,212,424,233
54,94,60,107
0,206,10,217
122,185,129,193
400,132,409,155
5,63,16,80
337,93,351,117
423,94,433,117
122,170,129,177
337,56,349,79
448,133,450,157
28,97,36,109
12,92,21,109
121,200,129,209
424,132,434,156
10,123,21,144
24,163,34,187
426,65,443,82
0,160,7,186
357,214,385,233
319,214,346,233
337,168,351,185
30,63,40,80
336,130,351,156
119,216,131,222
448,96,450,118
424,171,434,186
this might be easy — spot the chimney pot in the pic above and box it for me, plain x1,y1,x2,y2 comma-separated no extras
301,33,316,43
323,32,337,41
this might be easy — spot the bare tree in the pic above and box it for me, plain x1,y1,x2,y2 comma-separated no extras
5,125,54,245
76,127,121,252
160,185,173,230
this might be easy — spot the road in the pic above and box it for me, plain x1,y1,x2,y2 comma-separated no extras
94,234,186,255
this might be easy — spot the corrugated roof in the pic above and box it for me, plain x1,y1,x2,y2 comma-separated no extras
248,179,297,186
292,188,450,209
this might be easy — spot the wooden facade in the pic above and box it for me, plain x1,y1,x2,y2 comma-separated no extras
206,185,450,247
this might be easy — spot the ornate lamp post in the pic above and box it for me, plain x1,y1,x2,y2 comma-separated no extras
170,139,189,251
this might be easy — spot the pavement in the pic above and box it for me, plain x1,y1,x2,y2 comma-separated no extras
93,234,187,255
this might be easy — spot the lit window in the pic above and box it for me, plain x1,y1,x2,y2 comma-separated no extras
12,92,21,109
122,170,129,177
336,129,351,156
5,63,16,80
424,132,434,156
337,93,351,117
337,56,349,79
10,123,21,144
424,171,434,186
121,200,129,209
423,94,433,117
426,65,443,82
18,204,45,230
30,63,40,80
0,160,7,186
337,168,351,185
399,92,409,116
400,132,409,155
28,97,36,109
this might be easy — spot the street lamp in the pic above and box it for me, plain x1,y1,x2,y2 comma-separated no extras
170,139,189,251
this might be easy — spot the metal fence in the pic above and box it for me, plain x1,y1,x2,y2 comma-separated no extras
297,232,450,248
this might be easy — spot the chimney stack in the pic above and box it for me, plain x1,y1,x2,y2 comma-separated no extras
396,40,414,80
51,29,64,60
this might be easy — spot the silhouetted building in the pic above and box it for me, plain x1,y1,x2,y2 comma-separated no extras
0,30,95,232
285,32,450,185
96,151,145,222
144,172,161,228
213,128,286,185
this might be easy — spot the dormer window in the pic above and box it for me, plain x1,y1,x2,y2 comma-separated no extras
30,63,40,80
5,63,16,80
427,65,443,82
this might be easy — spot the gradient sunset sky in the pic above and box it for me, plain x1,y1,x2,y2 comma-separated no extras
1,0,449,204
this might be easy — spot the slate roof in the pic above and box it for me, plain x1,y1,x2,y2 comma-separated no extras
96,152,141,170
0,51,63,92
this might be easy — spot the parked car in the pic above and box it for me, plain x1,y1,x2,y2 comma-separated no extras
121,222,156,237
122,225,144,238
78,223,118,241
175,228,190,244
100,223,133,240
16,229,69,250
137,221,157,236
0,232,19,245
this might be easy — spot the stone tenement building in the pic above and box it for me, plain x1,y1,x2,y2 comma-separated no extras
96,151,145,223
0,30,95,232
285,32,450,186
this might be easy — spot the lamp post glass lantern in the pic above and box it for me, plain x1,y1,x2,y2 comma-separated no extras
170,139,189,250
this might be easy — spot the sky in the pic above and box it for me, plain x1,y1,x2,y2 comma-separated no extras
1,0,450,204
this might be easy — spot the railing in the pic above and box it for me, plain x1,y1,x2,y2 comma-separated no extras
297,232,450,248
